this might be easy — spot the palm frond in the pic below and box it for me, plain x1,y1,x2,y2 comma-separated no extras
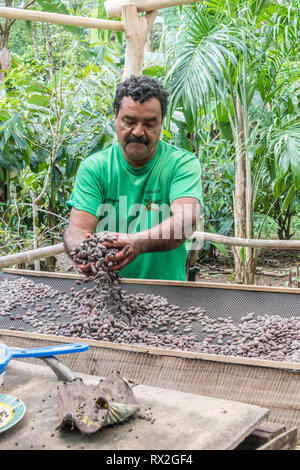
266,116,300,189
165,6,248,120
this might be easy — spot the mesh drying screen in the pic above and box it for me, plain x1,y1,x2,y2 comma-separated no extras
0,271,299,361
1,270,299,324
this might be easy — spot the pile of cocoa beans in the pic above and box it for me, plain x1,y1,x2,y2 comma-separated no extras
69,232,121,281
0,232,299,362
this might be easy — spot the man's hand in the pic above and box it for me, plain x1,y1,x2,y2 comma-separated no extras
63,208,98,276
73,233,96,276
72,232,141,275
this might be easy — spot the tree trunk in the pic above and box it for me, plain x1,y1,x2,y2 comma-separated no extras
0,46,11,81
233,95,257,284
0,0,13,48
46,180,57,271
276,201,294,240
6,168,10,204
46,23,54,78
233,95,246,283
0,0,13,78
32,23,40,62
145,23,154,53
30,190,41,271
0,29,10,49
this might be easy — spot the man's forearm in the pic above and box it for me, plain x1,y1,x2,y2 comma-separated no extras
63,226,89,258
63,208,98,258
131,209,199,254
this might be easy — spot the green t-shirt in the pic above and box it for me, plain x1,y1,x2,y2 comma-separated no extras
67,140,202,281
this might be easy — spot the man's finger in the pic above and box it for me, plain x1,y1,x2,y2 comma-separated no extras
102,239,127,249
105,245,133,263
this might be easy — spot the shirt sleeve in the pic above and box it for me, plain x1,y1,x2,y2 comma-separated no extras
66,157,103,218
169,153,203,205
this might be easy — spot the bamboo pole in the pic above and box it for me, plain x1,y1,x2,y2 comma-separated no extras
105,0,202,17
0,243,65,267
200,232,300,250
0,7,124,31
0,234,299,268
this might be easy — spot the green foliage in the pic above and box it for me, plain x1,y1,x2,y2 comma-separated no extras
35,0,85,36
162,0,300,248
0,18,120,254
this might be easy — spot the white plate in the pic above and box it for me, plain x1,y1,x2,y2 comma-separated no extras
0,393,26,433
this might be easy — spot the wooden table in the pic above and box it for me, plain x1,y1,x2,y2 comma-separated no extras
0,359,270,450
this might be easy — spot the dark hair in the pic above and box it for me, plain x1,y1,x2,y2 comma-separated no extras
113,75,169,119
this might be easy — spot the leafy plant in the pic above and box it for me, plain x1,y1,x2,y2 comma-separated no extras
0,28,119,257
162,0,300,282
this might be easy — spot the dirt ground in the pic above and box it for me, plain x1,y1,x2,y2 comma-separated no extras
54,249,300,288
195,248,300,288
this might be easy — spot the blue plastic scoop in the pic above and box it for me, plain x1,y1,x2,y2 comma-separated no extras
0,342,89,376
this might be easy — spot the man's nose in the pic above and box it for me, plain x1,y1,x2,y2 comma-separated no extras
132,122,145,137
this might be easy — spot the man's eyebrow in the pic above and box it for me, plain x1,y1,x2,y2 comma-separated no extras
122,115,158,122
144,117,158,122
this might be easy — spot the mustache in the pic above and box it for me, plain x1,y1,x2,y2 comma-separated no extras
126,136,148,145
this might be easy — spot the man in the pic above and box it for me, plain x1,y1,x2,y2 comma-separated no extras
64,75,203,281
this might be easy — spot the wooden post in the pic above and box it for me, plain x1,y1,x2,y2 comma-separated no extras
121,4,157,80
